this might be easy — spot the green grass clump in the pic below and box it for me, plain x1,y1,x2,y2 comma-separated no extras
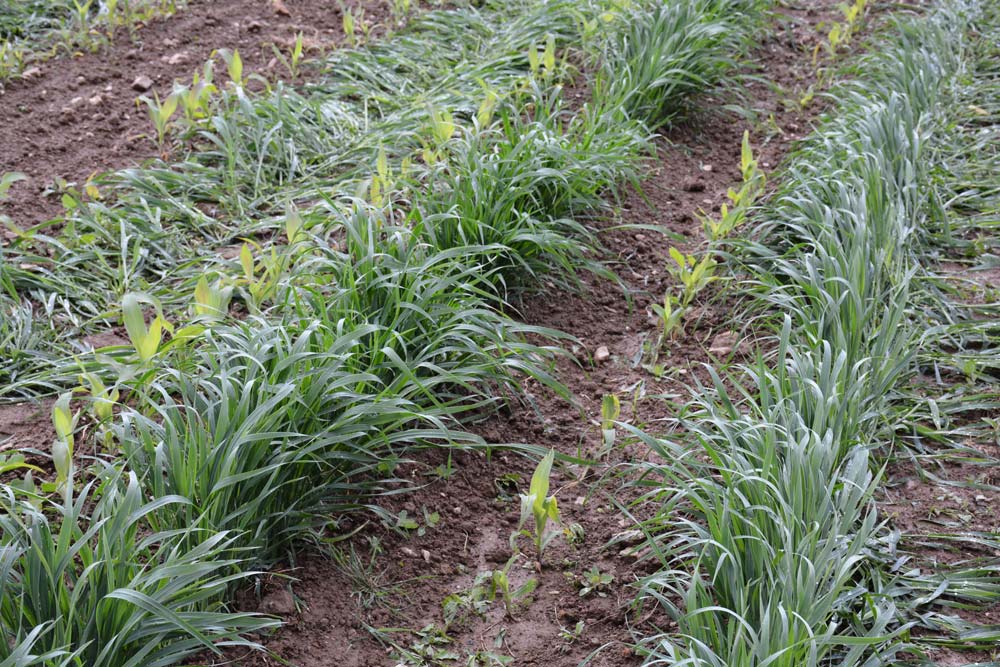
0,472,274,666
595,0,769,129
630,3,1000,664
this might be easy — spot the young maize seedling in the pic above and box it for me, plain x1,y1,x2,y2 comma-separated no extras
70,0,95,35
513,449,561,565
193,275,234,320
79,372,119,422
51,392,76,500
527,34,557,82
139,91,181,155
218,48,245,88
369,146,393,207
813,0,867,63
701,131,766,242
477,85,500,127
429,105,457,144
443,556,537,625
422,106,456,164
600,393,620,454
652,292,686,341
122,292,171,362
0,42,27,79
177,62,218,124
341,6,369,47
491,556,538,618
239,242,285,312
272,32,306,79
390,0,412,25
667,247,718,307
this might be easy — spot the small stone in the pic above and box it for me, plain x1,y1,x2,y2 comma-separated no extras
69,96,84,106
400,547,417,558
701,164,713,172
166,52,188,65
259,588,296,616
421,549,431,563
20,66,42,79
247,19,265,32
708,332,738,355
87,94,103,106
131,75,154,92
594,345,610,363
574,496,586,506
904,479,919,490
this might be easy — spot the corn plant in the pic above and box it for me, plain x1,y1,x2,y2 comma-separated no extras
122,292,170,363
192,274,233,320
272,32,305,79
175,61,217,124
512,449,561,564
138,91,180,154
526,33,557,81
667,247,718,307
814,0,868,63
238,242,285,312
49,392,76,500
700,131,765,242
599,393,620,454
217,48,244,88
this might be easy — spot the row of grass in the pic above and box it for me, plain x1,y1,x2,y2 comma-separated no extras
629,1,1000,664
0,0,776,662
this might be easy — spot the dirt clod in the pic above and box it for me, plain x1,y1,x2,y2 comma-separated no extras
259,588,296,616
131,75,153,92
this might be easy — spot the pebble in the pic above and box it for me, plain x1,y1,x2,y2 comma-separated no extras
131,75,154,92
594,345,610,363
